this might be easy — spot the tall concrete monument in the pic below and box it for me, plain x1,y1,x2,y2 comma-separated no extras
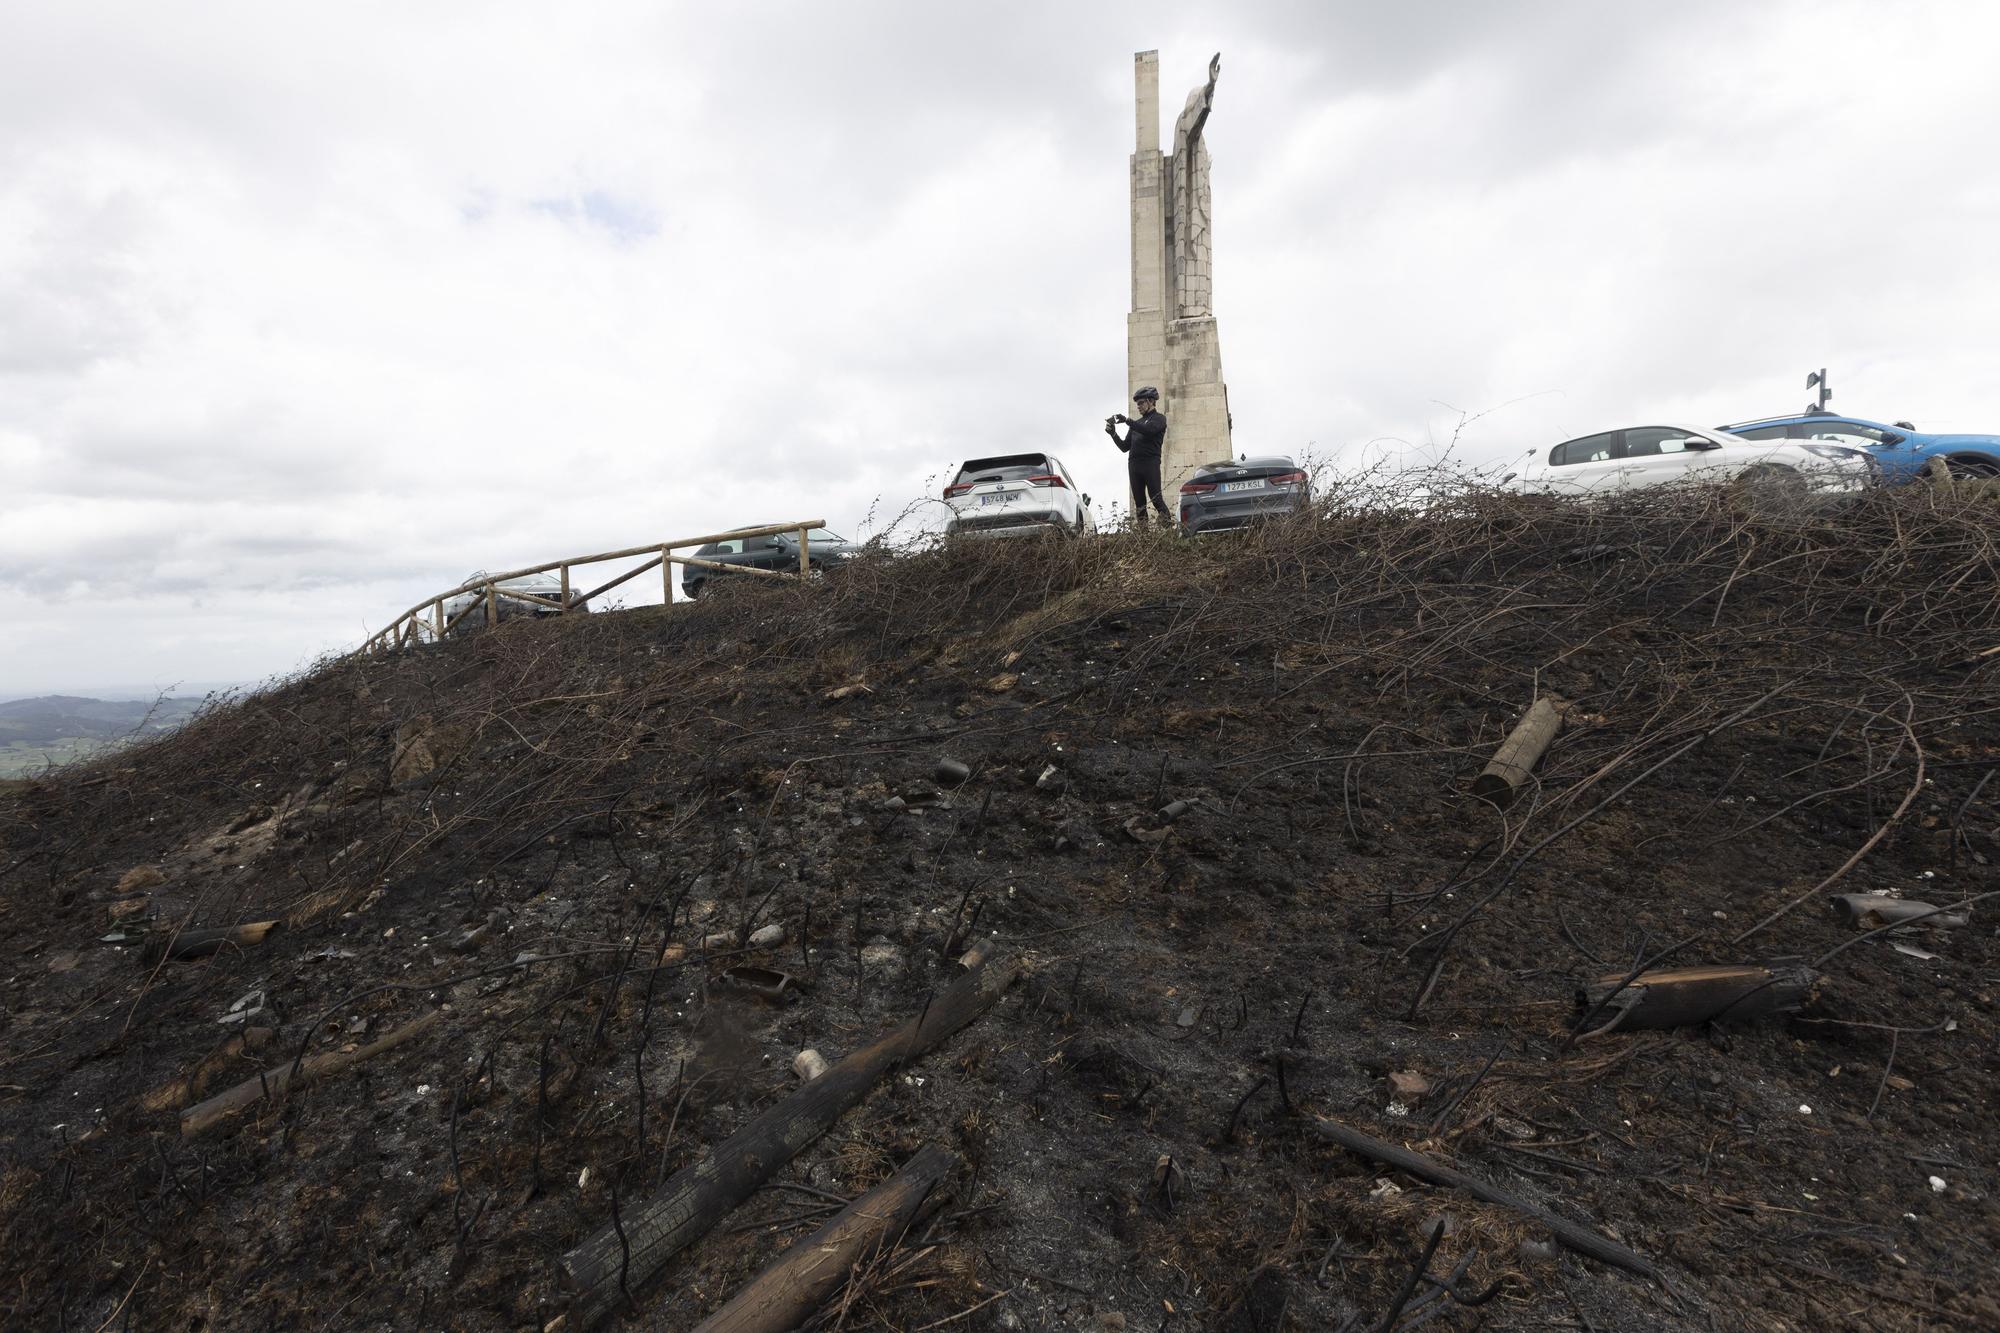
1129,50,1231,496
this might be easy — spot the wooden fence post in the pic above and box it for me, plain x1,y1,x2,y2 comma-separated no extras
348,519,822,658
1472,697,1564,808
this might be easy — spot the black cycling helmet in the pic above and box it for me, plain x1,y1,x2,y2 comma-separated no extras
1133,386,1159,402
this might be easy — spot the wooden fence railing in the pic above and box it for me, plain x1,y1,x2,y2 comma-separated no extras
355,518,826,657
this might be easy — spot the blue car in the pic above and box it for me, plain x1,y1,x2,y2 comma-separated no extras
1716,412,2000,486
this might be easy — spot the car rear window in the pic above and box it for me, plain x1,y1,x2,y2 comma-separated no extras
955,454,1049,484
1195,458,1298,478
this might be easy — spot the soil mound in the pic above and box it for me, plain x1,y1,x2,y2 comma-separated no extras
3,485,1997,1330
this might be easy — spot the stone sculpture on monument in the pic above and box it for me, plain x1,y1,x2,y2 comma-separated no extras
1170,53,1220,320
1128,50,1232,503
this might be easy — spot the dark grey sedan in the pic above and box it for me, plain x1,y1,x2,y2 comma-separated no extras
1177,456,1310,534
681,528,861,599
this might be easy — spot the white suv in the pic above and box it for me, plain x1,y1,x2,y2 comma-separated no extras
1505,424,1873,497
942,453,1096,538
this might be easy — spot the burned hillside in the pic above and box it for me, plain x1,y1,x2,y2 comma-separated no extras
3,484,1998,1331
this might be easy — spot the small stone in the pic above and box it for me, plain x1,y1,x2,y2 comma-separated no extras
1929,1175,1947,1194
1098,1315,1126,1330
748,923,786,948
935,758,972,785
981,673,1020,693
1519,1239,1559,1263
793,1049,829,1081
1036,764,1063,792
860,942,904,974
220,989,267,1026
1176,1006,1197,1028
1389,1070,1433,1103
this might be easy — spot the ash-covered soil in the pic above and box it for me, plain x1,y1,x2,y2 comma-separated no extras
3,487,1997,1331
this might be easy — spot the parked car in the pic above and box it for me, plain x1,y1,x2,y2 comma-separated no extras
942,453,1095,539
1503,424,1873,498
681,527,861,599
442,570,587,636
1716,413,2000,486
1177,455,1310,534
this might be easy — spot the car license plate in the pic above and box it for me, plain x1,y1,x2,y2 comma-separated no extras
980,493,1014,506
1221,479,1263,493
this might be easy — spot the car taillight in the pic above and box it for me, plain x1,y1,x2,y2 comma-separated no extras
1181,481,1217,494
1026,474,1066,488
1267,471,1307,486
943,482,973,499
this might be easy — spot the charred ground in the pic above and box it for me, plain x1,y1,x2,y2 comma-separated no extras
2,485,1997,1331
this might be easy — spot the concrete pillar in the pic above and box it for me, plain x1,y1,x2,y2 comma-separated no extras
1129,50,1167,419
1127,50,1232,515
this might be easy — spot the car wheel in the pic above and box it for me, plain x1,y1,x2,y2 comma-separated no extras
685,580,703,601
1945,455,2000,480
1729,465,1807,512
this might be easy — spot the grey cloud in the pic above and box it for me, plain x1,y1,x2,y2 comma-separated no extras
3,0,1997,695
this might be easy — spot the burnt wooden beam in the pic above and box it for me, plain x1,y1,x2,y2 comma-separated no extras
180,1010,441,1137
1314,1118,1662,1283
558,940,1015,1329
1576,962,1818,1034
142,919,279,963
691,1144,957,1333
1471,698,1563,809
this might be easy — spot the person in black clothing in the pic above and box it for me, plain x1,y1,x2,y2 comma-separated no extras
1105,387,1170,527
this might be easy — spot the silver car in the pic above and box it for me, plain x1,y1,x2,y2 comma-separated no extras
1505,424,1873,497
441,570,585,635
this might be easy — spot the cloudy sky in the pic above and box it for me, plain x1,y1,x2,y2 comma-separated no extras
4,0,1997,698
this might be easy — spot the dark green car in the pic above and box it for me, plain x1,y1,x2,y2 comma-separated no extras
681,528,861,599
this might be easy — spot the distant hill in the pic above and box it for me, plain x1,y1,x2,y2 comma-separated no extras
0,694,206,775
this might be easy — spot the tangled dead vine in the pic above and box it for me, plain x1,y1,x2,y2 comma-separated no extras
2,476,1997,1331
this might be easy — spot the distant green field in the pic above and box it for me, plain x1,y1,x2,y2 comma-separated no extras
0,737,118,778
0,695,207,778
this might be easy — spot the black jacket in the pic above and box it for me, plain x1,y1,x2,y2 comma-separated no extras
1113,409,1167,462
